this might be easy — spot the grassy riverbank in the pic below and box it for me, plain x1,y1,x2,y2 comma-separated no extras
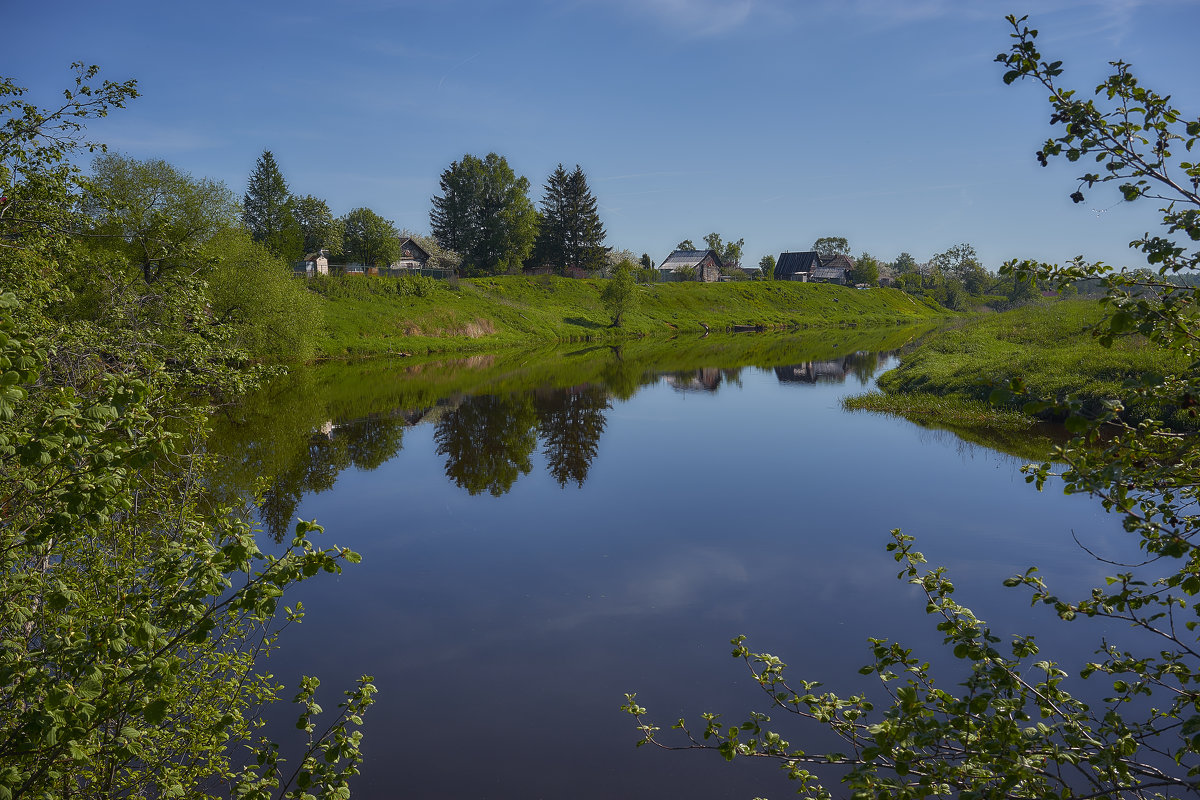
308,274,948,357
844,299,1190,432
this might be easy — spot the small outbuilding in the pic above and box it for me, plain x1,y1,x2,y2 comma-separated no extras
774,251,821,281
658,249,723,282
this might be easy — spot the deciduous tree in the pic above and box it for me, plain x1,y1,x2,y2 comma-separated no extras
341,207,400,268
430,152,538,276
601,258,638,327
812,235,849,259
758,254,776,280
294,193,342,256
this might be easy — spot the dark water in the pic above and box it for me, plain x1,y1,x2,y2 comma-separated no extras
209,331,1136,799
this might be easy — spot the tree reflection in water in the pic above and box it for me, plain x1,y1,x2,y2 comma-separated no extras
435,393,538,496
535,385,609,488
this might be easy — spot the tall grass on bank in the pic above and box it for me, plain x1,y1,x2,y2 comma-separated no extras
303,274,949,357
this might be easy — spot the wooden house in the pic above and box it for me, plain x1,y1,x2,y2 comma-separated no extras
392,237,431,271
816,254,855,285
296,249,331,277
775,251,821,281
658,249,723,282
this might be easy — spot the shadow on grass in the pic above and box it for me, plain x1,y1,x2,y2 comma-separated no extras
564,316,606,329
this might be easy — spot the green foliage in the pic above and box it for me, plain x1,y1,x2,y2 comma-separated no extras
202,228,324,363
532,163,608,274
1,67,366,799
430,152,538,276
627,17,1200,799
759,254,776,280
676,239,695,250
704,232,745,270
242,149,303,261
601,259,638,327
848,253,880,285
85,153,238,284
812,236,849,260
294,194,342,257
339,207,399,268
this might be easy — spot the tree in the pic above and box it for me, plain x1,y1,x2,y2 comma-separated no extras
532,164,608,274
430,153,538,276
341,207,400,268
759,254,776,280
812,236,850,259
676,239,695,250
625,17,1200,798
85,153,238,283
294,193,342,256
849,252,880,285
892,251,919,274
930,242,989,294
242,149,302,261
1,66,371,800
640,253,653,270
704,232,745,270
601,258,638,327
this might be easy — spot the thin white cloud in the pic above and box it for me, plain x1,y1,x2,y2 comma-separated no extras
613,0,755,37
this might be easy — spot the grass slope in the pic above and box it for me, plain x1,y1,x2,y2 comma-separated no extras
309,275,947,357
844,299,1190,433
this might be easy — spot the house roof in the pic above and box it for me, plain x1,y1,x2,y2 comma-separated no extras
398,237,431,260
659,249,724,271
811,265,849,281
820,254,856,271
775,251,821,278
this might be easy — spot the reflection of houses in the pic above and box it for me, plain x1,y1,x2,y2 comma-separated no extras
774,360,849,384
658,249,723,282
774,251,854,285
665,368,723,393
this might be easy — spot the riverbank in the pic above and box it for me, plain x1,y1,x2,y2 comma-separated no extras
843,299,1189,433
308,274,948,358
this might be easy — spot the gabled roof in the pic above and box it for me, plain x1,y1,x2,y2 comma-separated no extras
398,237,431,260
820,254,856,271
659,249,724,271
775,251,821,278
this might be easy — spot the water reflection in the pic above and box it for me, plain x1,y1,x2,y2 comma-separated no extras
207,328,946,537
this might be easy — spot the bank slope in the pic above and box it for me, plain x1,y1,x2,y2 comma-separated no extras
311,275,948,357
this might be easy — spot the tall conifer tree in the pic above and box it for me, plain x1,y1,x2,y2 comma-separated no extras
243,150,302,260
532,164,607,274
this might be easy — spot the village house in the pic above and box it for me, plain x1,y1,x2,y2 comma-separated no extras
774,251,821,281
657,249,723,282
774,251,855,285
390,237,431,272
296,249,331,276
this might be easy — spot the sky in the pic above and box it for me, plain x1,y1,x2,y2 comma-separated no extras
7,0,1200,271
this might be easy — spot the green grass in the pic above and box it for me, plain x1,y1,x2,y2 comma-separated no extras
846,299,1190,431
306,275,949,358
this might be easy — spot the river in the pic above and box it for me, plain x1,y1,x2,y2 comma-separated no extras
207,328,1136,799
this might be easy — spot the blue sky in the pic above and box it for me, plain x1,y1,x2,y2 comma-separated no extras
8,0,1199,270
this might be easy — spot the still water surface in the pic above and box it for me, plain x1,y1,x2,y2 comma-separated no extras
211,331,1134,799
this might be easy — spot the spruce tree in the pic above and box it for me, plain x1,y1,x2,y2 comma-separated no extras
532,164,607,275
243,150,302,260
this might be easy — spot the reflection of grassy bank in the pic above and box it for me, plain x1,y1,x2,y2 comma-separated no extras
843,299,1189,458
842,392,1065,462
313,275,948,358
206,326,935,525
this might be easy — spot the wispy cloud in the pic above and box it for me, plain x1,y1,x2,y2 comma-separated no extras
610,0,755,37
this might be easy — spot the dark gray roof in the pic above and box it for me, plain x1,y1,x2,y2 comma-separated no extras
660,249,723,270
775,251,821,279
811,265,848,281
820,254,856,270
398,237,431,260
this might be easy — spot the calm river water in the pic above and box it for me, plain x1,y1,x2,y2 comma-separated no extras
209,329,1136,799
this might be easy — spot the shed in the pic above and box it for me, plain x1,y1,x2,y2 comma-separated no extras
658,249,723,282
775,251,821,281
